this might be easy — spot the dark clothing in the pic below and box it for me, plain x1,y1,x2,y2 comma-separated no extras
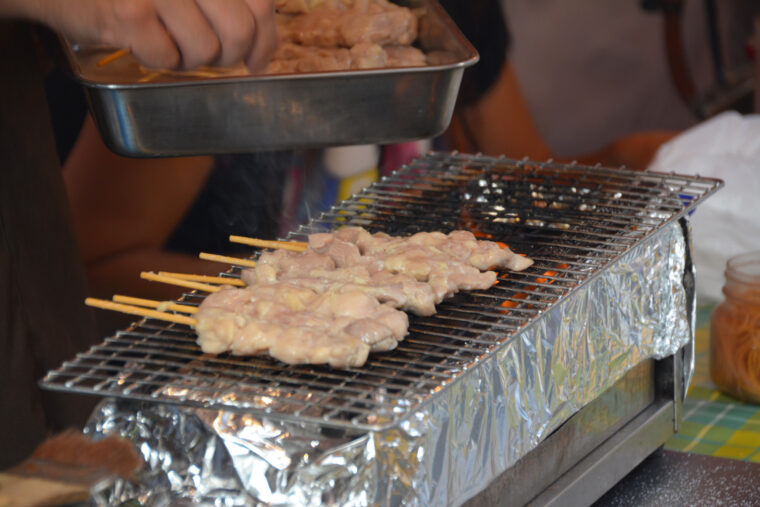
165,152,294,254
439,0,510,106
45,67,88,164
0,22,100,468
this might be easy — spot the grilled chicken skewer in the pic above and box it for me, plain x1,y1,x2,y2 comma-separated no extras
196,227,533,365
89,280,410,369
89,227,533,368
196,281,408,367
237,227,532,314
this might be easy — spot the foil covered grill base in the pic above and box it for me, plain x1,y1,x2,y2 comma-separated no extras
86,220,693,506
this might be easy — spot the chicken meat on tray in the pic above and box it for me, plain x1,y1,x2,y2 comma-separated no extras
131,0,431,82
265,0,426,74
195,227,533,368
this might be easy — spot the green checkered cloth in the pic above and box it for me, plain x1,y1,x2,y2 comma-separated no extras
664,306,760,461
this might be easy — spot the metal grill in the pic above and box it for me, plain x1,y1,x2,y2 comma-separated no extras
41,153,722,431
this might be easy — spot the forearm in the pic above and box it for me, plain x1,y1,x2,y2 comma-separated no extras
0,0,45,19
574,130,680,170
0,0,94,33
456,63,553,160
0,0,108,46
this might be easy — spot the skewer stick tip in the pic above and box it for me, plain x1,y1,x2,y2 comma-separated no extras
97,48,130,67
199,252,258,268
140,271,222,293
228,235,307,252
85,297,197,326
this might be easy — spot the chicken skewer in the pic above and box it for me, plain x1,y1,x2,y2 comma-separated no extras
229,235,307,252
89,280,409,368
196,281,408,367
86,297,196,326
90,228,533,368
141,271,222,293
216,227,534,316
106,267,411,364
235,227,532,314
112,294,198,314
199,252,258,268
157,272,246,287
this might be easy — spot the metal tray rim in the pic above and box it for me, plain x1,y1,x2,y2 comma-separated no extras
66,54,479,90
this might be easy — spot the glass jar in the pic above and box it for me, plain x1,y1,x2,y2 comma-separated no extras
710,251,760,403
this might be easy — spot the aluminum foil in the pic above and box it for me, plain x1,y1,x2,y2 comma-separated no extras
85,220,694,506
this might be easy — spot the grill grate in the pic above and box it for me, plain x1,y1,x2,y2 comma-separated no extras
41,153,722,431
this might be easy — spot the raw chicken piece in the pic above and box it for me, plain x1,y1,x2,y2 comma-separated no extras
277,11,343,48
277,2,417,48
369,270,437,315
384,45,426,67
337,227,534,272
311,289,408,350
247,270,437,316
307,234,362,266
244,243,435,314
249,248,336,284
350,43,387,69
339,5,418,47
381,246,496,300
344,319,397,351
195,283,315,355
245,226,528,314
310,227,530,300
268,327,369,367
275,0,351,14
265,43,351,73
270,0,425,73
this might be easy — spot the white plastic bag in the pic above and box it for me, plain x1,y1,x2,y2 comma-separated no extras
648,111,760,304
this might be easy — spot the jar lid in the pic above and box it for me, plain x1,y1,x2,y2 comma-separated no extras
726,251,760,283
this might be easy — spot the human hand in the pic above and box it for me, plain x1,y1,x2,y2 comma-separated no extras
7,0,278,71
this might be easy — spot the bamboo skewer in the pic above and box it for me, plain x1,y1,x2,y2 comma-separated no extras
87,233,330,333
138,71,161,83
157,271,246,287
112,295,198,314
86,297,197,326
97,48,130,67
199,252,258,268
140,271,221,293
229,235,307,252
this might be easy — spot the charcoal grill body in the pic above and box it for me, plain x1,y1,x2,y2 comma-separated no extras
41,154,720,505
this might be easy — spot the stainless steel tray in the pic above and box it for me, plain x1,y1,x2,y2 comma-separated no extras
62,0,478,157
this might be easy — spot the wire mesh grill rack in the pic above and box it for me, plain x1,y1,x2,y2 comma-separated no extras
41,153,723,431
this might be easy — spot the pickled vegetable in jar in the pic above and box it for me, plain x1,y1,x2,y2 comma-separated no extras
710,251,760,404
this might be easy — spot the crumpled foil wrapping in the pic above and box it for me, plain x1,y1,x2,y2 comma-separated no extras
86,220,694,506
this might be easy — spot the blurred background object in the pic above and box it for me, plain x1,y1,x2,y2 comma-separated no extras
504,0,759,160
649,111,760,303
755,15,760,112
0,430,141,506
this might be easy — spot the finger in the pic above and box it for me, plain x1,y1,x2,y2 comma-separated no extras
195,0,256,67
154,0,221,69
110,0,180,69
243,0,278,73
